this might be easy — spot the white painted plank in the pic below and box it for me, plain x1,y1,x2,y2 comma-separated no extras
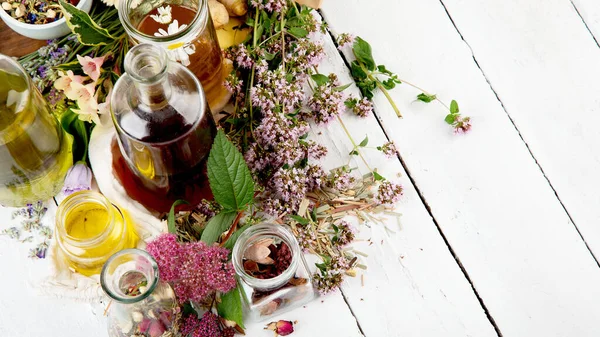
322,0,600,336
303,15,498,337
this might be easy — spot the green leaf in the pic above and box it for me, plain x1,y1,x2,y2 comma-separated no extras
334,83,352,92
223,223,252,250
59,0,115,46
445,114,457,125
167,200,189,234
373,171,385,181
450,100,459,114
311,74,330,87
218,285,245,329
417,93,437,103
60,109,89,163
200,212,237,244
349,150,359,156
359,135,369,147
345,98,358,108
290,215,310,225
254,24,264,41
350,61,367,80
353,37,376,71
207,130,255,212
381,79,396,90
288,27,309,38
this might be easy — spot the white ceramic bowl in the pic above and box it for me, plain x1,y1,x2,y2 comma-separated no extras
0,0,93,40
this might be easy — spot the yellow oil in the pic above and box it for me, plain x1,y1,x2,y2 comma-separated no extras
62,202,139,276
0,69,73,206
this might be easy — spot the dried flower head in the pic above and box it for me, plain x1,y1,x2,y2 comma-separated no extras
375,181,403,206
379,141,398,158
337,33,356,50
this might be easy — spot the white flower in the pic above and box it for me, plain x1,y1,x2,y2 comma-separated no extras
154,20,196,66
100,0,118,7
150,5,172,24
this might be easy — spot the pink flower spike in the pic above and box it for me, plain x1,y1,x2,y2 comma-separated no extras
54,70,86,100
77,55,105,82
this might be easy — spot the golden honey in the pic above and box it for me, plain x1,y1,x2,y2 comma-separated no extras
56,191,139,276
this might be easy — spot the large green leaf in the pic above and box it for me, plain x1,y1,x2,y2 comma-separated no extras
60,109,89,163
217,285,245,329
353,37,376,71
59,0,115,46
200,211,237,244
207,130,255,212
167,200,189,234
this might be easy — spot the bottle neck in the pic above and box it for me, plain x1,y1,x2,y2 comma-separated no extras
123,44,171,110
133,74,172,109
100,249,159,304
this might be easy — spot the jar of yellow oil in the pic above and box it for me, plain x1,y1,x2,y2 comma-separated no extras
55,191,139,276
0,54,72,207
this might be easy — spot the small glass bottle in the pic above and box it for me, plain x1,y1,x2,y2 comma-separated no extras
118,0,227,111
232,223,318,322
111,43,216,213
0,53,72,207
55,191,139,276
101,249,180,337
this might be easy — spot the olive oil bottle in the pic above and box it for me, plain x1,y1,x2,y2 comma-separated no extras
0,55,72,206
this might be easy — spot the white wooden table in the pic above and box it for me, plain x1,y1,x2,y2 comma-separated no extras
4,0,600,336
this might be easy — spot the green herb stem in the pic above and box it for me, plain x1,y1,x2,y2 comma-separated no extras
336,116,373,172
398,78,451,111
374,80,402,118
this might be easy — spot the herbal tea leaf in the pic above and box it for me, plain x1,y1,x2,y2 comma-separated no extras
218,285,245,329
200,212,237,244
350,61,368,80
167,200,189,234
223,223,252,250
59,0,115,46
373,171,386,181
353,37,376,71
207,130,255,212
359,136,369,147
290,215,310,225
288,27,309,38
445,114,457,125
334,83,352,92
417,93,437,103
311,74,330,87
450,100,460,114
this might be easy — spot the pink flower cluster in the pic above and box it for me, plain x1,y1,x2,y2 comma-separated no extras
180,312,235,337
375,181,404,206
326,167,356,192
146,234,236,303
337,33,355,50
380,141,398,158
261,164,325,215
250,0,287,13
305,81,347,125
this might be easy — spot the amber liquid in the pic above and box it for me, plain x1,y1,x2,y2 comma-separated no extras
137,5,224,108
111,102,216,213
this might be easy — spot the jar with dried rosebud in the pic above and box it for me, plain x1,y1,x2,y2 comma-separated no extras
232,223,318,322
101,249,181,337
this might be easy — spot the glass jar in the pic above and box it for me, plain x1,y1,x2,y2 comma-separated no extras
232,223,318,322
111,43,216,213
55,191,139,276
101,249,180,337
118,0,227,111
0,54,72,207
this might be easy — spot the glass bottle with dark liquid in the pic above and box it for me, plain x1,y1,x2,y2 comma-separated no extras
111,43,216,213
118,0,227,111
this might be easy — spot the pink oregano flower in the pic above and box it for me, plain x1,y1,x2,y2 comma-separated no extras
77,55,105,82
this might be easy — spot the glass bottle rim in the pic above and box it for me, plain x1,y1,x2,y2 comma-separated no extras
100,249,160,304
124,43,170,85
118,0,208,44
232,223,301,291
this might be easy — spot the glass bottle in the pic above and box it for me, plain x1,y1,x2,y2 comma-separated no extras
55,191,139,276
111,43,216,213
101,249,180,337
118,0,227,111
232,223,318,322
0,53,72,207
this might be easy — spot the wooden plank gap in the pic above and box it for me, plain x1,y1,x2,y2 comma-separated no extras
319,9,504,337
437,0,600,272
568,0,600,50
340,289,366,337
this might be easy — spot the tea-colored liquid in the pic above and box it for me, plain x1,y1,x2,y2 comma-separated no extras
138,5,224,108
0,70,72,206
111,102,216,213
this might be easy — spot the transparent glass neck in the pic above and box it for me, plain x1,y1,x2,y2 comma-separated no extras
100,249,159,304
232,223,301,291
124,44,171,108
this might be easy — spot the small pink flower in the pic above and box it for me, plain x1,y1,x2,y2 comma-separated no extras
77,55,105,82
54,70,86,100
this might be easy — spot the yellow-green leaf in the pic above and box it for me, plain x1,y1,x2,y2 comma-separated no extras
60,0,115,46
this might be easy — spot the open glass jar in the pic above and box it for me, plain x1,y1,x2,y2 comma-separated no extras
101,249,180,337
0,53,72,207
118,0,227,111
55,191,139,276
232,223,318,322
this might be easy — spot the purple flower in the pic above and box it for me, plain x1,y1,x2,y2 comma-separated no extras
352,97,373,118
305,81,346,125
375,181,403,206
62,163,92,196
326,167,355,192
454,116,472,134
37,65,47,79
379,141,398,158
337,33,355,50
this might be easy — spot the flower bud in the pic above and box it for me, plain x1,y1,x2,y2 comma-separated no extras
265,320,294,336
62,163,93,196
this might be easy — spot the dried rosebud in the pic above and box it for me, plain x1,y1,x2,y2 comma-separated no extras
265,320,294,336
62,162,93,195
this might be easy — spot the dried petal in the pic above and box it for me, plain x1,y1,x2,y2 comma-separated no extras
245,243,272,263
